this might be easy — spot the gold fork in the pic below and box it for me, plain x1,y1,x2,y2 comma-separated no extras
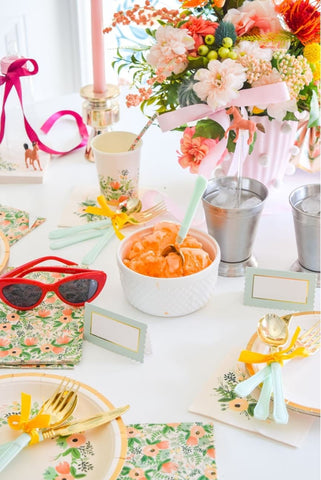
81,201,167,265
126,201,167,224
294,321,320,355
0,377,79,472
49,201,167,250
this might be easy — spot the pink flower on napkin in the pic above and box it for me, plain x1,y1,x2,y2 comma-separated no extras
129,467,147,480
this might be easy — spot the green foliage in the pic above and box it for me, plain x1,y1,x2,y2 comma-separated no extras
194,119,225,140
214,22,237,47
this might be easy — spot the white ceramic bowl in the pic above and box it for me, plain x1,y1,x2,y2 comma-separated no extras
117,224,220,317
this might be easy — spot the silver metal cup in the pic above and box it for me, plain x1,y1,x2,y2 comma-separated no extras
202,177,268,276
289,184,320,280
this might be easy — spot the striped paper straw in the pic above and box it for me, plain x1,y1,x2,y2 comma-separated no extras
128,113,158,151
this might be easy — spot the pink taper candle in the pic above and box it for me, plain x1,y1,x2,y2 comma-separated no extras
91,0,106,93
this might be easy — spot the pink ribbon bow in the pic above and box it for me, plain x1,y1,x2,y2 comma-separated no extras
0,57,88,155
157,83,290,177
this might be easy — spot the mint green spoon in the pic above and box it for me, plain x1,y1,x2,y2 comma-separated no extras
162,175,207,262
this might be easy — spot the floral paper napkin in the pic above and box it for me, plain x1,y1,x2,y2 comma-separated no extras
118,422,218,480
0,271,84,368
0,204,45,245
189,351,315,448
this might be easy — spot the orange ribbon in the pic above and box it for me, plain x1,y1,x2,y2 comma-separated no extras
238,327,310,366
85,195,129,240
8,392,51,445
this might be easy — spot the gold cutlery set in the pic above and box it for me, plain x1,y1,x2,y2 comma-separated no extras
0,377,129,472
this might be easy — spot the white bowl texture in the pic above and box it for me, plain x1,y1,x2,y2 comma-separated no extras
117,224,221,317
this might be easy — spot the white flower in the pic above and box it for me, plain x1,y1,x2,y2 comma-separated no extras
193,59,247,110
235,40,273,61
147,25,194,77
266,99,298,121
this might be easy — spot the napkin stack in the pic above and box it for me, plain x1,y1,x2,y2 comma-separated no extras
0,204,45,246
0,271,83,369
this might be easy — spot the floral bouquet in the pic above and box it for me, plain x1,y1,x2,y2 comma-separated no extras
105,0,320,180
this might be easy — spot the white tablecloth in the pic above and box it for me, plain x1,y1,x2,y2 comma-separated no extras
0,92,320,480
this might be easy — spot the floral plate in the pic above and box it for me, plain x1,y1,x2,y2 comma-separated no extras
0,230,9,274
246,311,320,416
0,373,127,480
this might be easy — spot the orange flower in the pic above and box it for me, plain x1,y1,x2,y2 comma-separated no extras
204,464,218,479
157,440,169,449
190,425,206,438
40,344,53,353
56,335,72,345
161,462,178,473
52,346,64,354
6,313,20,322
0,337,10,347
7,347,22,357
37,309,51,318
24,337,37,346
110,181,121,190
142,445,159,457
187,435,198,446
275,0,320,45
129,468,146,480
207,447,216,458
228,397,249,412
56,461,70,474
127,426,140,437
67,433,86,447
62,308,73,316
0,324,11,331
0,351,9,357
59,314,72,324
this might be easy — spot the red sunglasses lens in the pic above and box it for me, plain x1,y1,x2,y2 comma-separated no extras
58,278,99,304
2,284,43,308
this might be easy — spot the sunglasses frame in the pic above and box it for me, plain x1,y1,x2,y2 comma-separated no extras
0,255,107,310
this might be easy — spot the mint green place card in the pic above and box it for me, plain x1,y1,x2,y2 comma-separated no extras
244,267,317,310
84,304,147,362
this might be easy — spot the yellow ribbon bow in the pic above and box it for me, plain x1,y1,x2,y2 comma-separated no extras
8,392,51,445
85,195,129,240
238,327,310,366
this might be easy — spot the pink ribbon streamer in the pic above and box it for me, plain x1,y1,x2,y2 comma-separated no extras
157,82,290,178
0,57,88,155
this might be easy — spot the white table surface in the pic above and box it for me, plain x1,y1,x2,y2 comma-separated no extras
0,92,320,480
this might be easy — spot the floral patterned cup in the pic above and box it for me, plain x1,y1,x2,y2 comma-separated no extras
92,131,141,206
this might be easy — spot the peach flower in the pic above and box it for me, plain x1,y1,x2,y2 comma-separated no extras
0,324,11,331
129,467,146,479
223,0,282,36
56,335,72,345
142,445,159,457
56,461,70,474
66,433,86,448
178,127,218,174
161,462,178,473
147,25,194,77
156,440,169,449
7,347,22,357
0,350,9,357
190,425,206,438
0,337,10,347
37,309,51,318
24,337,37,346
229,397,249,412
187,435,199,446
6,313,20,322
204,464,218,479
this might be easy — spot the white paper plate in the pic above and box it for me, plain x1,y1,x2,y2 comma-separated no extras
0,230,9,274
246,311,320,416
0,373,127,479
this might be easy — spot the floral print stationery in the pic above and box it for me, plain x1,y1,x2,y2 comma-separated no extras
0,271,84,368
189,351,315,447
0,204,45,246
118,422,218,480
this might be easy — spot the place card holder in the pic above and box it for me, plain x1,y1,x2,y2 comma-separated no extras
243,267,317,310
84,304,149,363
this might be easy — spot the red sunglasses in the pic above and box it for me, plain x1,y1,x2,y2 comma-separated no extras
0,256,107,310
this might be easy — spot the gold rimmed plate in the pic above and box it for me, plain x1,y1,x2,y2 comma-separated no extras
246,311,320,417
0,230,10,274
0,373,128,479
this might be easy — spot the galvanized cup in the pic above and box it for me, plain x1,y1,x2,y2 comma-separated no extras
202,177,268,276
289,184,320,273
